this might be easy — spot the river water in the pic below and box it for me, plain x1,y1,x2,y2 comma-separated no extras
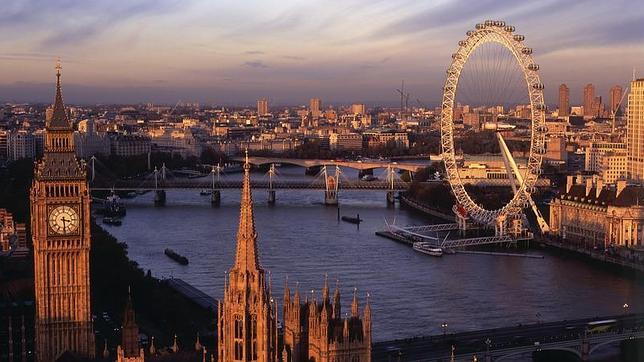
103,166,644,342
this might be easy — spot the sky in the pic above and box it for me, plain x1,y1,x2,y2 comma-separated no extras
1,0,644,106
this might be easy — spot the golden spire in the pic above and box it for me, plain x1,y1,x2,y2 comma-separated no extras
49,58,71,129
233,149,260,271
322,273,329,303
351,287,359,317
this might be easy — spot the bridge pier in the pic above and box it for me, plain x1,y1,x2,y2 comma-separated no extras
154,190,166,206
324,190,338,206
386,191,396,206
211,190,221,206
268,190,276,205
581,335,589,360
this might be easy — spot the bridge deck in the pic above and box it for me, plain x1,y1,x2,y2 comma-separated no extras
90,180,409,191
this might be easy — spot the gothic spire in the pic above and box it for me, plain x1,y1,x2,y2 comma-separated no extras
233,150,260,271
49,59,71,129
333,280,341,319
121,287,140,357
284,276,290,303
322,273,330,303
351,288,359,317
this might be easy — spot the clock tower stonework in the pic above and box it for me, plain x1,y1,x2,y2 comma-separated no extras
30,62,95,361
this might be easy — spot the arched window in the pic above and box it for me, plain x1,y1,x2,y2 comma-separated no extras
250,315,258,360
234,315,244,361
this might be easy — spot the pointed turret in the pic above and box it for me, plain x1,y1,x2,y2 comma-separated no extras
283,276,290,304
195,332,202,351
120,287,140,357
233,150,260,271
149,336,156,355
294,282,301,305
351,288,359,317
171,334,179,353
49,59,71,130
322,274,330,304
364,292,371,322
332,280,341,319
102,339,109,359
363,292,372,361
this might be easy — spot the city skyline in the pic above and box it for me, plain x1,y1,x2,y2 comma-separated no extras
1,0,643,105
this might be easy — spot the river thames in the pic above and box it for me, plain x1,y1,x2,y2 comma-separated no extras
104,167,644,342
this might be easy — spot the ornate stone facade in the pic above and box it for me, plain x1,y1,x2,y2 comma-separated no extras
30,62,95,361
218,154,279,362
282,278,372,362
550,176,644,248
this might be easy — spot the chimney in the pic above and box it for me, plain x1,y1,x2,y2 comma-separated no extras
566,175,574,193
595,179,603,198
585,178,593,197
616,180,627,198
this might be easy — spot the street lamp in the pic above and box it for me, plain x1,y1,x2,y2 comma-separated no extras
442,322,448,337
623,303,629,315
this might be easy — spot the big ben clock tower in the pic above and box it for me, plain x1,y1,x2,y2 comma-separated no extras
30,61,95,361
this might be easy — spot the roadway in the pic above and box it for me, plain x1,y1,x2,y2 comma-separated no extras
373,313,644,361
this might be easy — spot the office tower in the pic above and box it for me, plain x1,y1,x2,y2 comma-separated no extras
628,78,644,182
257,98,269,115
610,85,624,115
352,103,366,115
584,83,595,117
559,84,570,116
310,98,321,118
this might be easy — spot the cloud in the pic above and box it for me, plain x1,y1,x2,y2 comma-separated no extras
0,0,184,47
243,60,269,68
244,50,265,55
283,55,305,61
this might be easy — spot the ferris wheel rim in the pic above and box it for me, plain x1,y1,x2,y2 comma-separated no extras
440,21,547,225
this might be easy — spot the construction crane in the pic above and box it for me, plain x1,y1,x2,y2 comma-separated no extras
611,86,629,134
395,80,410,119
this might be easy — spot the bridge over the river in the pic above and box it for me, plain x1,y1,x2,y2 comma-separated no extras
89,158,411,206
230,156,428,172
373,313,644,361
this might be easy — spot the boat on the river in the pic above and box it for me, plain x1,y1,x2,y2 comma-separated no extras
412,242,443,257
341,214,363,224
165,248,189,265
102,217,122,226
103,191,126,217
361,174,378,181
200,189,212,196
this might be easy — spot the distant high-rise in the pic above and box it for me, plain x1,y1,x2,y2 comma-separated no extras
628,78,644,182
257,98,269,115
558,84,570,116
583,83,595,117
310,98,321,118
610,85,623,115
351,103,366,115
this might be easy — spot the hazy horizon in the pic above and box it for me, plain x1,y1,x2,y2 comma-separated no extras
2,0,643,106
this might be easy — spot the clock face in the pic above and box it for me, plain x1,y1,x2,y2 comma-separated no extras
49,205,80,235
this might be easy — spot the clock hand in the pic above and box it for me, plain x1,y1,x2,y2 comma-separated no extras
61,216,69,232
